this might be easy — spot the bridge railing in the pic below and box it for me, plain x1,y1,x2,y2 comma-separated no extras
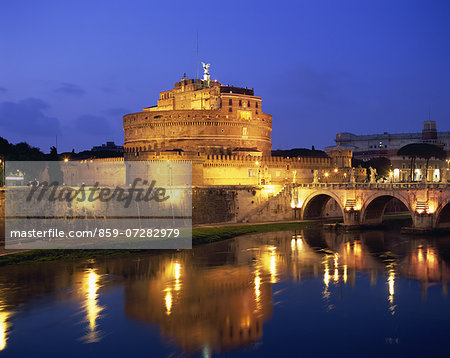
296,182,449,190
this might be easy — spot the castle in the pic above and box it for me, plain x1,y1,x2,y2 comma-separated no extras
123,77,272,156
121,70,361,187
61,69,365,224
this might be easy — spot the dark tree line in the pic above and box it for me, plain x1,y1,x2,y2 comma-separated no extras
0,137,124,185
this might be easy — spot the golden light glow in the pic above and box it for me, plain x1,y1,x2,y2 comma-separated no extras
262,185,276,195
240,315,251,329
165,291,172,315
290,200,296,209
0,308,12,351
174,263,181,280
353,241,362,257
324,172,329,177
426,202,436,214
387,266,396,314
64,158,69,162
270,248,277,283
334,168,338,173
238,110,252,120
291,239,296,251
418,247,424,263
323,260,331,299
297,238,303,251
388,272,395,300
323,264,330,287
174,262,181,291
82,269,103,343
255,161,260,166
333,253,339,282
254,275,261,303
343,265,348,283
427,248,436,266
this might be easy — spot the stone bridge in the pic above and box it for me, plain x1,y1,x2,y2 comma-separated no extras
245,182,450,231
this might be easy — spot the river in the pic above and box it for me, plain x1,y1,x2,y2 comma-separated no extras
0,227,449,357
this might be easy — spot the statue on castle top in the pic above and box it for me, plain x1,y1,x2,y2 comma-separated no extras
202,62,210,81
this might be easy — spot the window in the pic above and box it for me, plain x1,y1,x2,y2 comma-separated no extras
238,111,252,120
229,99,232,105
239,100,242,106
256,102,258,108
248,101,250,107
229,108,232,112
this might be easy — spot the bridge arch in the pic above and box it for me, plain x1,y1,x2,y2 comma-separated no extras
301,191,344,220
434,197,450,229
361,192,413,226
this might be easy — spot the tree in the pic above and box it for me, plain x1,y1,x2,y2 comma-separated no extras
397,143,447,181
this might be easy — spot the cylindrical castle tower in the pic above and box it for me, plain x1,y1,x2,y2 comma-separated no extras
123,77,272,159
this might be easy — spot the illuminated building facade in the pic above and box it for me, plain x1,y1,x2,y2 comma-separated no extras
123,77,272,156
334,120,450,161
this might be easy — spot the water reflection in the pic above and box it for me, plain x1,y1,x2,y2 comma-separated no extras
0,228,449,355
80,268,103,343
0,293,12,351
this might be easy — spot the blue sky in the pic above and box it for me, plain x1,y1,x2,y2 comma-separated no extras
1,0,449,153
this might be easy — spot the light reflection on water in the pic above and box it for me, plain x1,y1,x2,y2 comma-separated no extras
80,268,103,343
0,228,449,356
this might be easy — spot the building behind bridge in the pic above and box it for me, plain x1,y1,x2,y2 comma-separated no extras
332,120,449,182
334,120,450,161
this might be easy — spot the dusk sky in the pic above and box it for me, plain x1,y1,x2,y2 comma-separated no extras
1,0,449,153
